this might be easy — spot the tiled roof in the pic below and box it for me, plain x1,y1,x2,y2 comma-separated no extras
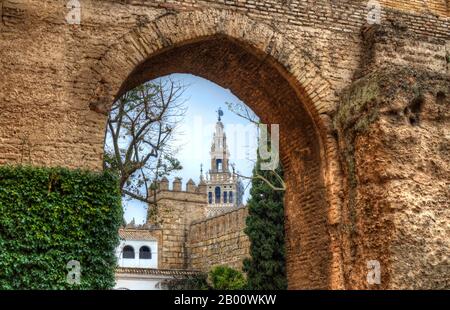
118,228,160,241
116,267,201,276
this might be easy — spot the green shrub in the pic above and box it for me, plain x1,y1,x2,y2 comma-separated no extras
243,158,287,290
208,266,247,290
0,165,122,289
165,273,210,290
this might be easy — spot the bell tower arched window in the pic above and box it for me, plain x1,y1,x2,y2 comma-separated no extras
216,159,223,171
208,192,213,204
215,187,221,204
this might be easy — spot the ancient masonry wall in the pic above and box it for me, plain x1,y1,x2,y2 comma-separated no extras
187,206,250,272
147,179,207,270
329,18,449,289
0,0,448,289
0,1,447,169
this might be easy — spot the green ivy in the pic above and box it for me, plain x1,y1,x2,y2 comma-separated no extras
0,165,123,289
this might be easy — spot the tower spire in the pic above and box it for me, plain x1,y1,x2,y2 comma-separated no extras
200,164,204,182
217,107,224,122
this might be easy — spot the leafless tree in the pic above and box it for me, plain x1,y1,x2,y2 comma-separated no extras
104,77,187,204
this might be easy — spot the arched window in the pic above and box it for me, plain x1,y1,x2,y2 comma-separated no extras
223,191,228,203
208,192,213,204
122,245,135,259
229,191,233,204
215,186,221,203
216,159,223,171
139,246,152,259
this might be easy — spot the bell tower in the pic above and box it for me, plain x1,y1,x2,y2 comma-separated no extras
210,108,230,174
204,108,244,217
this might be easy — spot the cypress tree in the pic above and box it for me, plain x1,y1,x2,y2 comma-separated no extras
243,158,287,290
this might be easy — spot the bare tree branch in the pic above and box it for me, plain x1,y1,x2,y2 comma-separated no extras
104,78,187,205
226,102,286,192
231,164,286,192
225,101,259,124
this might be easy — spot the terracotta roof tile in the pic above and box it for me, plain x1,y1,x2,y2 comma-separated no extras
118,228,159,241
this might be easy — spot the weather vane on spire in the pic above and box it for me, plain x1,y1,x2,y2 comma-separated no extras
217,107,224,122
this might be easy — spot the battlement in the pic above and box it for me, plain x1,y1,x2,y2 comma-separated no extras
190,205,248,233
145,178,208,270
187,206,249,271
157,177,207,194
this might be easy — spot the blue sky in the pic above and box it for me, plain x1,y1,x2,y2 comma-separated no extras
122,74,258,224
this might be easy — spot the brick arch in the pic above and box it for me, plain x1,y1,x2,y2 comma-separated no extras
90,9,344,290
91,9,337,128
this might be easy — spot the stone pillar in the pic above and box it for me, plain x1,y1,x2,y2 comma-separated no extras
335,64,449,289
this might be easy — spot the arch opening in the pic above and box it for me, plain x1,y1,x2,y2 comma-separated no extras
122,245,135,259
104,35,337,289
139,246,152,260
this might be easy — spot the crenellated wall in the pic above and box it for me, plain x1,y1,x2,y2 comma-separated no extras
187,206,250,271
143,179,249,271
147,179,207,269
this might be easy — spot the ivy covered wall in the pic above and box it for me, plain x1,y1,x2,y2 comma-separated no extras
0,166,122,289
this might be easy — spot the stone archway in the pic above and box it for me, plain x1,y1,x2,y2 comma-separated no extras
1,0,448,291
87,9,344,290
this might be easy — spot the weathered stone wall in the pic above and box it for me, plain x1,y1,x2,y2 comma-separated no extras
0,0,448,289
379,0,448,16
147,181,207,269
334,22,450,289
188,206,250,272
0,1,447,169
